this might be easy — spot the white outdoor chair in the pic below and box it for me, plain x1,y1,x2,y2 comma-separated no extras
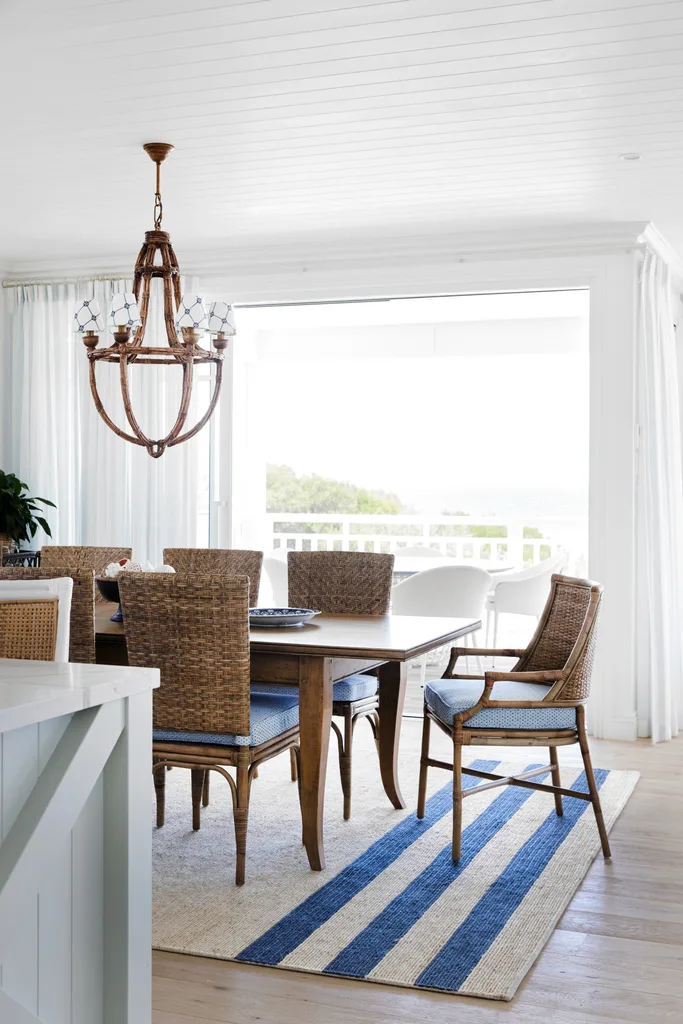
396,545,442,557
0,577,73,661
485,553,566,646
260,555,289,607
391,565,492,684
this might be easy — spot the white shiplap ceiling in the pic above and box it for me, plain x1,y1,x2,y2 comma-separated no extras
1,0,683,270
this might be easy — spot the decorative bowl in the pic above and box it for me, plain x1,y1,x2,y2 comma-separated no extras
249,607,320,628
95,576,123,622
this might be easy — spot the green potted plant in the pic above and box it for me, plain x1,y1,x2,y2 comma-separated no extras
0,471,56,553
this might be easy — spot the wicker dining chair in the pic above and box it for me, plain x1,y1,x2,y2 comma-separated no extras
40,545,132,573
163,549,265,812
119,572,300,886
284,550,395,819
41,545,132,605
163,548,263,604
418,574,611,862
0,597,59,660
0,568,96,663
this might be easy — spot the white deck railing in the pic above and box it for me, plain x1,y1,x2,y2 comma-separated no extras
266,512,587,570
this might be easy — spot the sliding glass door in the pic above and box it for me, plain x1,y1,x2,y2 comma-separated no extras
225,289,589,576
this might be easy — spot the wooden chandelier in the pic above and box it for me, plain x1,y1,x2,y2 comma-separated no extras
77,144,231,459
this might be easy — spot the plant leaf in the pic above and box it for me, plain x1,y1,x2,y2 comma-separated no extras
35,517,52,537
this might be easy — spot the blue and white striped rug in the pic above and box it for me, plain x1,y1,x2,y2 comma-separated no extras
153,741,638,1001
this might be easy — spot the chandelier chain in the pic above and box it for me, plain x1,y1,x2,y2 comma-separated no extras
153,159,163,229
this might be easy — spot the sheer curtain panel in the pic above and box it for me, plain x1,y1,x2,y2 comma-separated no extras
3,278,203,564
635,249,683,742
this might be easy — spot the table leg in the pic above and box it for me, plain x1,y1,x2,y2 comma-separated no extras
298,655,333,871
378,660,407,809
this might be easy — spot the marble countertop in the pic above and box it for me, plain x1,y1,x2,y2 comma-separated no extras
0,659,159,733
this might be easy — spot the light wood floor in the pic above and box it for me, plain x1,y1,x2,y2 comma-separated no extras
153,727,683,1024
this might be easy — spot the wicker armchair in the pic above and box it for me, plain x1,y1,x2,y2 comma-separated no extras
418,574,611,862
163,548,263,605
118,572,300,886
0,597,59,660
284,550,395,819
0,568,96,663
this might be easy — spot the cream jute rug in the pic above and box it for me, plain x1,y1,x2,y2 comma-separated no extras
152,719,638,1001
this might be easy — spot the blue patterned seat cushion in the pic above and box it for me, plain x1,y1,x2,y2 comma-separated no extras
153,692,299,748
250,674,377,704
424,679,576,730
332,674,378,702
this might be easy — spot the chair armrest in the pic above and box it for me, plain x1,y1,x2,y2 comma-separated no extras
483,669,566,684
443,647,525,677
450,647,526,658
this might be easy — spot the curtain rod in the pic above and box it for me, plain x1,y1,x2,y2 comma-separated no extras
2,274,129,287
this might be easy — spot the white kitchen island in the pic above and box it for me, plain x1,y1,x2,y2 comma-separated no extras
0,659,159,1024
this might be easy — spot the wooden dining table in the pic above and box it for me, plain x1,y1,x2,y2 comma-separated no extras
95,605,481,871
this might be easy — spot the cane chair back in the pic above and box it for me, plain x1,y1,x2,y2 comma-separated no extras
0,597,59,660
119,573,251,738
163,548,263,605
41,545,132,574
287,551,394,615
0,568,95,663
0,577,72,662
516,574,602,702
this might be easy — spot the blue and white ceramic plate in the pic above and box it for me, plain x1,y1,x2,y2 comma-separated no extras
249,607,320,628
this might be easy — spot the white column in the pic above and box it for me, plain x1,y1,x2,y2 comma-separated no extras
588,253,638,740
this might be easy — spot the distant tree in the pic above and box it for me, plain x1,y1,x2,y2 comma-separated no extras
433,508,505,538
267,465,404,533
434,509,544,542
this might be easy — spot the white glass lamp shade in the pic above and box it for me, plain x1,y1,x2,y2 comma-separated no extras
73,298,104,333
175,294,208,330
108,292,142,330
207,301,236,335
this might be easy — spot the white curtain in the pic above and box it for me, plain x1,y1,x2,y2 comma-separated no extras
3,277,206,564
635,249,683,742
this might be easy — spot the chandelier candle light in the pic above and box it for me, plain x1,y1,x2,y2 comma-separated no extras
73,143,235,458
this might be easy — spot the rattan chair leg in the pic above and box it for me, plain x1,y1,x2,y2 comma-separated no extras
191,769,205,830
153,762,166,827
367,710,380,754
290,746,298,782
549,746,563,816
340,708,355,820
577,708,611,858
202,771,210,807
291,746,304,844
452,734,463,863
417,709,431,819
234,764,250,886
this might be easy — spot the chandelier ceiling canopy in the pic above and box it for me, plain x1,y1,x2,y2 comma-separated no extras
74,143,235,459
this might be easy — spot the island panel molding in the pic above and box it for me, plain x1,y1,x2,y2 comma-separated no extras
0,660,158,1024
